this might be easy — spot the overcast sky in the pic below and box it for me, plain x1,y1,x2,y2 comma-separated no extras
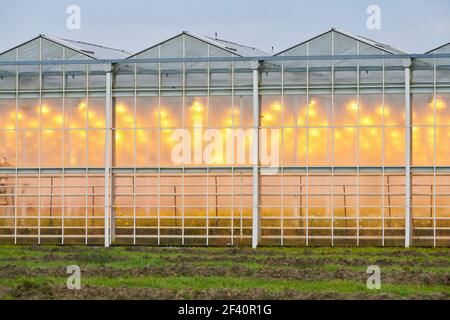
1,0,449,55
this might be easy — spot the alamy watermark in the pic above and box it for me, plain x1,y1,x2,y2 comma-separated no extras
66,5,81,30
367,5,381,30
170,122,280,169
67,265,81,290
366,265,381,290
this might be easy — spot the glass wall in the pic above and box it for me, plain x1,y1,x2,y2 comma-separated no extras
0,37,106,244
0,32,449,246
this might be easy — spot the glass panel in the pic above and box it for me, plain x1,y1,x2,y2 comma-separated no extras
412,127,434,166
334,127,356,166
0,99,16,130
160,96,182,128
185,96,208,128
65,97,87,129
18,39,40,91
359,43,384,85
334,94,357,126
41,98,63,129
359,127,382,166
309,32,332,85
308,128,331,166
65,130,87,167
41,39,63,90
334,32,357,85
282,44,307,87
115,97,134,129
41,130,63,167
210,95,232,128
284,94,307,127
360,94,383,126
136,96,158,129
65,49,87,89
261,96,282,127
0,130,16,166
135,47,159,89
0,50,17,91
18,99,39,129
384,93,405,126
384,127,405,166
308,95,331,127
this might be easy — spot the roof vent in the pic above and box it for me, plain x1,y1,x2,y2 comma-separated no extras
225,47,237,51
81,49,95,55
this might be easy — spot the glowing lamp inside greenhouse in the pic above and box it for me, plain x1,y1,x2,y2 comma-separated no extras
116,105,126,113
263,114,273,121
310,129,320,137
431,98,446,110
271,103,282,111
361,118,373,125
53,116,63,124
78,103,86,110
348,102,359,111
40,105,49,114
192,102,203,112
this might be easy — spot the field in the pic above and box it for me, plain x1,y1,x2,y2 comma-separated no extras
0,246,448,300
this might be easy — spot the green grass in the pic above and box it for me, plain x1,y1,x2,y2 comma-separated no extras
0,246,448,299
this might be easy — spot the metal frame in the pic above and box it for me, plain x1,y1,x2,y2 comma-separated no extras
1,47,450,247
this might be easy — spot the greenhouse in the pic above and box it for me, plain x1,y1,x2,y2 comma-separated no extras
0,28,449,247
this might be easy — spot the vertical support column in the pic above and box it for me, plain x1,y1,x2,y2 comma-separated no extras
104,64,113,247
404,59,412,248
251,60,260,249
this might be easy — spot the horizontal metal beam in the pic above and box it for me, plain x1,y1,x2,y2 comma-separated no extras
1,54,450,66
1,166,449,174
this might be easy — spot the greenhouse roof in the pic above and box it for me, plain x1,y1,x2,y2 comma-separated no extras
129,31,269,58
426,43,450,53
0,34,132,60
42,35,132,59
186,32,269,57
275,28,409,56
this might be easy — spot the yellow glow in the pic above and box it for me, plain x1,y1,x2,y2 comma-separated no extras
360,118,373,125
95,120,103,127
161,119,171,128
271,103,282,111
30,120,39,128
348,102,359,111
431,98,446,110
335,131,342,139
308,109,316,117
88,111,95,119
192,114,203,123
192,102,203,112
309,100,316,106
78,103,86,110
40,105,49,114
224,118,233,126
370,128,377,135
297,117,305,126
159,110,167,118
43,130,53,135
124,116,134,123
117,105,126,113
310,129,320,137
391,131,400,139
263,114,273,121
54,116,64,124
115,132,123,143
